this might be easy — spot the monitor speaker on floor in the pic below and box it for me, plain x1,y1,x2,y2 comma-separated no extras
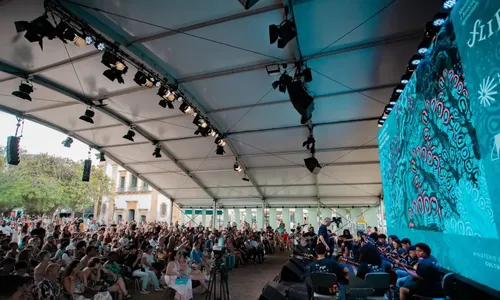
289,257,305,272
280,260,304,282
259,281,288,300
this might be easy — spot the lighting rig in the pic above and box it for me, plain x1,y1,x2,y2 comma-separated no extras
24,0,226,157
377,0,457,128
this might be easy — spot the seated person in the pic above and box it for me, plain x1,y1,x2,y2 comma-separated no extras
103,252,132,299
354,244,387,296
38,263,65,300
375,234,389,250
399,243,442,300
82,257,123,296
61,259,112,300
311,243,349,295
165,251,194,300
0,258,16,275
0,275,35,300
141,246,163,292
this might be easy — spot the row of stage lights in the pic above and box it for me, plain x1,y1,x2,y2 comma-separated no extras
13,0,229,161
377,0,457,127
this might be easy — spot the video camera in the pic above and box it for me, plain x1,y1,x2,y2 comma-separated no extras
332,217,342,227
212,245,226,262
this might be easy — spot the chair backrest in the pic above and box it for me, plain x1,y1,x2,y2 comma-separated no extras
365,272,391,289
311,272,337,289
442,273,455,297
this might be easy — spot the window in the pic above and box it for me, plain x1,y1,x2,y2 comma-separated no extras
119,176,125,188
143,182,149,191
140,215,146,222
130,175,137,187
117,215,122,222
160,203,167,217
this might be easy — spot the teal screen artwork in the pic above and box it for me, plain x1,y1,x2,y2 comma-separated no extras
378,16,500,291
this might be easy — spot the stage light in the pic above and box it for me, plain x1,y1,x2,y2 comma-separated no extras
55,22,85,47
179,102,194,115
234,161,242,172
266,64,281,76
123,129,135,142
417,38,432,54
215,137,226,147
395,84,405,94
442,0,456,10
272,72,293,93
152,145,162,158
215,145,225,155
410,55,422,66
304,157,322,174
158,99,174,109
208,128,218,137
433,13,448,27
378,118,385,127
389,93,399,105
61,137,73,148
193,115,208,128
12,81,34,101
101,51,128,84
96,42,106,51
99,152,106,162
14,15,57,50
133,71,154,88
194,126,210,136
79,108,95,124
242,177,250,182
269,20,297,48
400,73,411,85
385,104,393,113
85,36,93,45
302,68,313,83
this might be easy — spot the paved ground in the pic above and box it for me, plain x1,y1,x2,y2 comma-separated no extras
132,252,289,300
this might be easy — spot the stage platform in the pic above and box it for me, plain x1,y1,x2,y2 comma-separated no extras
134,252,290,300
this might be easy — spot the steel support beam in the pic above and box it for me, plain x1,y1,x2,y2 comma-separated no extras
62,2,259,200
122,145,379,165
0,60,217,201
162,182,382,191
139,161,380,175
100,117,379,149
0,103,175,201
177,29,422,83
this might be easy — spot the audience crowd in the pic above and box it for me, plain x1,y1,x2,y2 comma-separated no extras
0,216,288,300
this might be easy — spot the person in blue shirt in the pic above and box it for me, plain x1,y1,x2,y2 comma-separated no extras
189,243,203,265
317,218,331,253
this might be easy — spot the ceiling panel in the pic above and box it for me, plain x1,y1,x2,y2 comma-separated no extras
314,121,380,149
216,198,263,207
332,148,380,163
229,127,309,155
126,161,182,174
161,137,233,160
319,184,382,197
294,0,440,56
137,115,199,140
162,188,211,200
30,104,121,131
142,172,200,189
175,199,214,207
210,102,302,133
106,89,184,121
105,143,167,164
194,171,254,189
319,164,382,184
261,185,317,198
0,72,14,81
180,157,234,172
141,9,294,78
183,68,286,111
77,124,148,147
249,167,315,186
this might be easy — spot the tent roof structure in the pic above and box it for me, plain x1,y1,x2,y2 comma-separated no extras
0,0,441,208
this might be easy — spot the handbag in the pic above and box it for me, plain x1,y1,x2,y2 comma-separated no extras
175,277,189,285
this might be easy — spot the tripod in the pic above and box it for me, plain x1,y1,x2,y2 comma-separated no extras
205,260,230,300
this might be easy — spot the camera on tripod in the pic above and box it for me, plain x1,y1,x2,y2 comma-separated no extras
212,246,226,266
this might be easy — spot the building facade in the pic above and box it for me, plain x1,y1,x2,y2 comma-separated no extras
95,161,181,224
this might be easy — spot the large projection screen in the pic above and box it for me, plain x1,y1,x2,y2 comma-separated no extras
378,19,500,291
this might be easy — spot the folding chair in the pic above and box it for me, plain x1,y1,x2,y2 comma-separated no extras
310,272,338,299
365,272,390,300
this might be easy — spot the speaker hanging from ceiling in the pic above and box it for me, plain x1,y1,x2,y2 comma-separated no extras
5,136,20,166
82,159,92,182
287,81,314,124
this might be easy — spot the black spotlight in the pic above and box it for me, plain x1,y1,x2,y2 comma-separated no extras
61,137,73,148
233,161,242,172
304,157,322,174
12,82,34,101
194,126,210,136
99,152,106,162
14,15,57,50
55,22,85,47
179,102,194,115
158,86,177,105
133,71,154,88
193,115,208,128
269,20,297,48
123,129,135,142
158,99,174,109
101,51,128,84
152,145,162,158
301,68,313,83
215,145,225,155
400,73,411,85
79,109,95,124
272,72,293,93
215,137,226,147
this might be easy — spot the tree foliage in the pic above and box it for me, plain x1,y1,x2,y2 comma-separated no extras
0,149,112,215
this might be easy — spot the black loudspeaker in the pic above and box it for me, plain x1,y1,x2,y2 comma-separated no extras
289,257,306,272
304,157,322,174
287,81,314,119
239,0,260,9
281,261,304,282
82,159,92,182
6,136,20,166
259,281,287,300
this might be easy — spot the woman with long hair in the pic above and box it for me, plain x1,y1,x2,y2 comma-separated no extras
62,260,112,300
165,251,193,300
34,251,51,284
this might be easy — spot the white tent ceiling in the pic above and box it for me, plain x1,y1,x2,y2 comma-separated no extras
0,0,441,208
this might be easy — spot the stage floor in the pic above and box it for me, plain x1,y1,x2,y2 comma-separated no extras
133,252,290,300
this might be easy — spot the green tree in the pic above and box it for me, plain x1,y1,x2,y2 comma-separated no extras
0,152,112,216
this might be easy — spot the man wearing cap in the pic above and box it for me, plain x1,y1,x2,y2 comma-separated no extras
317,217,332,254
